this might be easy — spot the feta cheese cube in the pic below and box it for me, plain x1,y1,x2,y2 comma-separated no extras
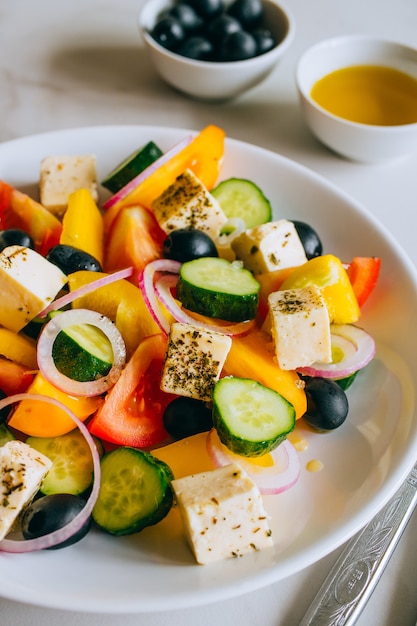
152,169,228,239
172,463,273,564
0,245,68,332
160,322,232,402
268,285,332,370
232,219,307,274
40,155,98,218
0,440,52,540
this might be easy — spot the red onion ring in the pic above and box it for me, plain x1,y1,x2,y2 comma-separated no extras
206,429,300,495
37,309,126,397
138,258,182,335
297,324,376,379
0,393,101,553
102,135,194,211
38,266,134,318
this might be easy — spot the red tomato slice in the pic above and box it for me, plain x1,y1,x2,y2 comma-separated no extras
347,257,381,307
103,205,165,283
0,180,62,255
0,357,35,395
88,333,175,448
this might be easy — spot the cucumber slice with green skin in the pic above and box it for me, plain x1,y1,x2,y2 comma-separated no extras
0,422,15,446
211,178,272,228
50,313,113,382
177,257,260,322
26,430,104,496
92,447,174,536
101,141,163,193
212,377,296,457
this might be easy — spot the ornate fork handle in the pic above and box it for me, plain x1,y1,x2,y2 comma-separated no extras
299,462,417,625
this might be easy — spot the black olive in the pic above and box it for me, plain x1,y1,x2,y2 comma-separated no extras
163,3,204,31
0,228,35,253
21,493,92,549
163,397,213,440
46,244,102,274
187,0,224,19
227,0,264,28
177,36,214,61
252,27,276,55
302,376,349,431
206,14,242,47
163,228,218,263
292,220,323,260
219,30,257,61
151,16,185,51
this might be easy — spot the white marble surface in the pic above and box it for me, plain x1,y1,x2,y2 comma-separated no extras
1,0,417,624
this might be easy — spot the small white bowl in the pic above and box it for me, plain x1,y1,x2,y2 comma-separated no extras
139,0,295,102
296,35,417,163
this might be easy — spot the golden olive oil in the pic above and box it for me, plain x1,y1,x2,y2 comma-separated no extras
311,65,417,126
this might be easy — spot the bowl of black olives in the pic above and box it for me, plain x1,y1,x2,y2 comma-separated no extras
139,0,295,101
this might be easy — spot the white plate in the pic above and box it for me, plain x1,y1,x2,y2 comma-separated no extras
1,125,417,614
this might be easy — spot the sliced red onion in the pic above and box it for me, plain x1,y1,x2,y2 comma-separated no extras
297,324,376,379
155,274,255,337
37,309,126,397
138,258,182,334
206,429,300,495
102,135,194,211
0,393,101,553
38,266,134,318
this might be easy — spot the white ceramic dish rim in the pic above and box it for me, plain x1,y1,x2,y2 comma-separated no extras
296,34,417,133
0,125,417,614
139,0,295,69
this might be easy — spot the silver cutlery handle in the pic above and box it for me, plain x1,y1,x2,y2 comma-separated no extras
299,462,417,626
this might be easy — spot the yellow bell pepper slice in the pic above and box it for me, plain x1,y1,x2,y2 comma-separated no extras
0,327,37,369
223,328,307,420
8,372,102,437
60,188,104,265
280,254,361,324
103,124,225,233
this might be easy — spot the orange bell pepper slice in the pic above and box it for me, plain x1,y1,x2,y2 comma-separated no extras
60,188,104,265
223,328,307,420
103,124,225,233
8,372,102,437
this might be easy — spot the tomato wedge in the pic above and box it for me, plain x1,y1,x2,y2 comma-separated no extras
347,257,381,307
0,180,62,255
88,333,176,448
0,357,35,395
103,205,165,281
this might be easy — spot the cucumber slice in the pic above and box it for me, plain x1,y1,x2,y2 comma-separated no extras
177,257,260,322
26,430,104,496
101,141,163,193
92,447,174,536
0,423,15,446
212,377,296,457
211,178,272,228
50,313,113,382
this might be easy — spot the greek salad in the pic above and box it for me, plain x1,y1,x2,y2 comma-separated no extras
0,125,380,563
